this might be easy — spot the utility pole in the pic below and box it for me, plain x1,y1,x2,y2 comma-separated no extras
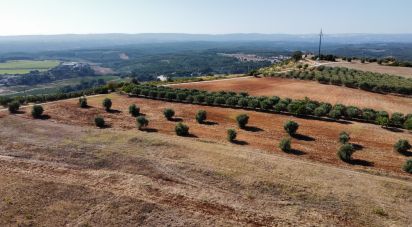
318,29,323,60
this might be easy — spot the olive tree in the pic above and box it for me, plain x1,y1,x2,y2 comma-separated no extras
236,114,249,129
31,105,44,118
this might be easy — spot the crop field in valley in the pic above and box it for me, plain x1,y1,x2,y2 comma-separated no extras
0,60,60,75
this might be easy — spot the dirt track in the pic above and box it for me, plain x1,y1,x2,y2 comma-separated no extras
173,77,412,114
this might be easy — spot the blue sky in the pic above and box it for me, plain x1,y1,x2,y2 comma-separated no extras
0,0,411,35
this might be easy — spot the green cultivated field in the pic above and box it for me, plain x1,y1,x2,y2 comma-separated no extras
0,60,60,74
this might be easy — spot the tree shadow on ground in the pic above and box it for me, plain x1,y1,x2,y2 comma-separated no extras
141,128,158,133
399,151,412,157
293,133,315,141
38,114,51,120
243,126,264,132
169,117,183,122
202,121,218,126
107,109,122,114
285,149,306,156
232,140,249,145
352,143,364,151
384,127,404,133
349,159,374,167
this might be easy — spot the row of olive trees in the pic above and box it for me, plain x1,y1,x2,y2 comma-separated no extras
122,84,412,130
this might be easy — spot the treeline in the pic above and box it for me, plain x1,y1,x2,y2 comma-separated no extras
59,79,106,93
272,66,412,95
122,84,412,130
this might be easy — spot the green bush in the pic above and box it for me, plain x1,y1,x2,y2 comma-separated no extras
227,129,237,142
339,131,350,144
403,159,412,173
394,139,411,153
259,100,272,110
128,104,140,117
79,96,88,108
8,101,20,114
102,98,112,111
390,113,405,127
376,115,389,128
238,98,249,108
279,137,292,152
175,123,189,136
404,117,412,130
31,105,44,118
284,120,299,136
163,108,175,120
136,116,149,130
195,110,207,124
337,143,355,162
94,116,105,128
236,114,249,129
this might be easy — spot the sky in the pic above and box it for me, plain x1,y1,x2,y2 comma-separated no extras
0,0,411,36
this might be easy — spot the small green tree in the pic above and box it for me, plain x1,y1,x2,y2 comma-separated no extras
236,114,249,129
195,110,207,124
128,104,140,117
337,143,355,162
31,105,44,118
339,131,350,144
227,129,237,142
404,117,412,130
163,108,175,120
403,159,412,173
8,101,20,114
94,116,105,128
279,137,292,152
175,123,189,136
102,98,112,111
394,139,411,154
376,116,389,128
284,121,299,136
79,96,88,108
292,51,303,62
136,116,149,130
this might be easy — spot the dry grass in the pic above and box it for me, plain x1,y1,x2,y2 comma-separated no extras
326,61,412,78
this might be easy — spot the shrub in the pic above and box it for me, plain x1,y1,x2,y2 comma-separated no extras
195,110,207,124
337,143,355,162
8,101,20,113
284,120,299,136
236,114,249,129
247,99,259,109
31,105,44,118
94,116,105,128
394,139,411,153
345,106,360,119
238,98,249,108
376,115,389,128
136,116,149,130
339,131,350,144
163,108,175,120
403,159,412,173
314,106,327,117
205,96,215,105
79,96,88,108
227,129,237,142
214,96,226,105
175,123,189,136
274,103,287,112
404,117,412,130
390,113,405,127
193,95,205,103
128,104,140,117
279,138,292,152
102,98,112,111
260,100,271,110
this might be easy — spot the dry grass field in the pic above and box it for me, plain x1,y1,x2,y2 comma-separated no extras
326,61,412,78
173,77,412,114
1,110,412,226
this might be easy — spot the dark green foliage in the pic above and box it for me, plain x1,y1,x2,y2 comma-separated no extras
338,143,355,162
284,121,299,136
238,98,249,108
404,117,412,130
394,139,411,153
226,97,239,106
292,51,303,62
390,113,405,127
94,116,105,128
195,110,207,124
345,106,360,119
163,108,175,120
79,96,88,108
175,123,189,136
193,95,205,103
376,115,389,128
31,105,44,118
102,98,112,111
339,131,350,144
287,100,306,116
8,101,20,114
214,96,226,105
128,104,140,117
279,137,292,152
236,114,249,129
247,99,259,109
260,100,271,110
403,160,412,173
227,129,237,142
274,102,287,113
136,116,149,130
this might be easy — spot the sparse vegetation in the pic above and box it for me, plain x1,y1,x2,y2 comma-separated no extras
136,116,149,130
338,143,355,162
227,129,237,142
403,159,412,173
129,104,140,117
31,105,44,118
94,116,105,128
79,96,88,108
394,139,411,154
279,137,292,152
175,122,189,136
284,121,299,136
8,101,20,114
339,131,350,144
236,114,249,129
164,108,175,120
195,110,207,124
102,98,112,111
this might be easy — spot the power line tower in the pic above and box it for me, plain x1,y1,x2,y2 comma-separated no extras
318,29,323,60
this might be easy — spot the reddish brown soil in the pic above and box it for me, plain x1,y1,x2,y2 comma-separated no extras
20,93,412,177
173,77,412,114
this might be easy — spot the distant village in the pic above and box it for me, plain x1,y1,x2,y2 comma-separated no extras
219,53,290,64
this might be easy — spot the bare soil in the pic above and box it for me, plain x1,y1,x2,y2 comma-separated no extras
173,77,412,114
